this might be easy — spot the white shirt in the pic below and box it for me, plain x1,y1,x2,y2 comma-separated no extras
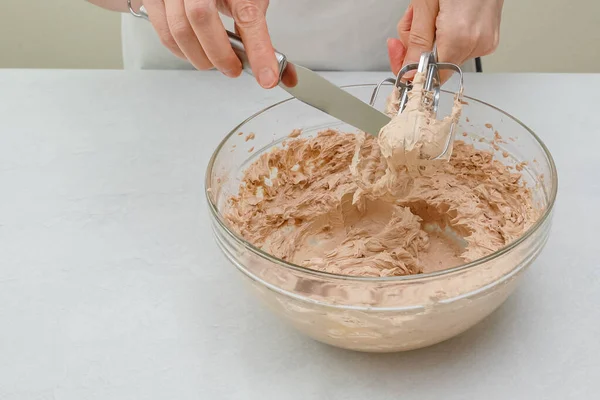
121,0,475,72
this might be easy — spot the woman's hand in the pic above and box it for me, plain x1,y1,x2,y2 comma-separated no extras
143,0,279,88
388,0,504,78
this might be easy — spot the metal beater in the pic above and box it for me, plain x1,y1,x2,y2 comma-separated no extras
369,43,464,161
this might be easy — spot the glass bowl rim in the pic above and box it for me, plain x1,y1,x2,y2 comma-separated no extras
205,83,558,283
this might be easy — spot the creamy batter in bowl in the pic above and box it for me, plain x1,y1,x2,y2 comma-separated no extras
206,84,557,352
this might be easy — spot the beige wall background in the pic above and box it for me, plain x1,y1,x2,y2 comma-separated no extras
1,0,599,72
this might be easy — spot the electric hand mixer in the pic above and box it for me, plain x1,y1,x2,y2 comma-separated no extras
129,0,463,162
369,43,464,161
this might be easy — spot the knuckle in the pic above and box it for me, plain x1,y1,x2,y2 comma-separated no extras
485,30,500,54
439,18,500,59
185,0,215,23
246,41,272,58
469,26,499,56
447,23,478,52
168,18,192,40
408,31,431,49
397,20,405,34
456,22,477,41
233,1,262,26
397,16,411,34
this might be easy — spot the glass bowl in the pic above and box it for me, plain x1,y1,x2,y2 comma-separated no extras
206,84,557,352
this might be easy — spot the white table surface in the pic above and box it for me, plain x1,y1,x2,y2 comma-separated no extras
0,70,598,399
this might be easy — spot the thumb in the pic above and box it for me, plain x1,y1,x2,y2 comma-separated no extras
387,38,406,76
219,0,269,17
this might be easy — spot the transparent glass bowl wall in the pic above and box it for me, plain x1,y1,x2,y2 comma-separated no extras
206,85,557,352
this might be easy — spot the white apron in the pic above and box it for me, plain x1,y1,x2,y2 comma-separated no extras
121,0,476,72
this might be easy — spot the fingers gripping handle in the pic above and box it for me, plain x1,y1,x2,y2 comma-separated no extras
130,3,288,82
226,31,288,82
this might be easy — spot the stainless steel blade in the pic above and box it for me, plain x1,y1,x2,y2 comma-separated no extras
130,6,390,135
280,64,391,136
